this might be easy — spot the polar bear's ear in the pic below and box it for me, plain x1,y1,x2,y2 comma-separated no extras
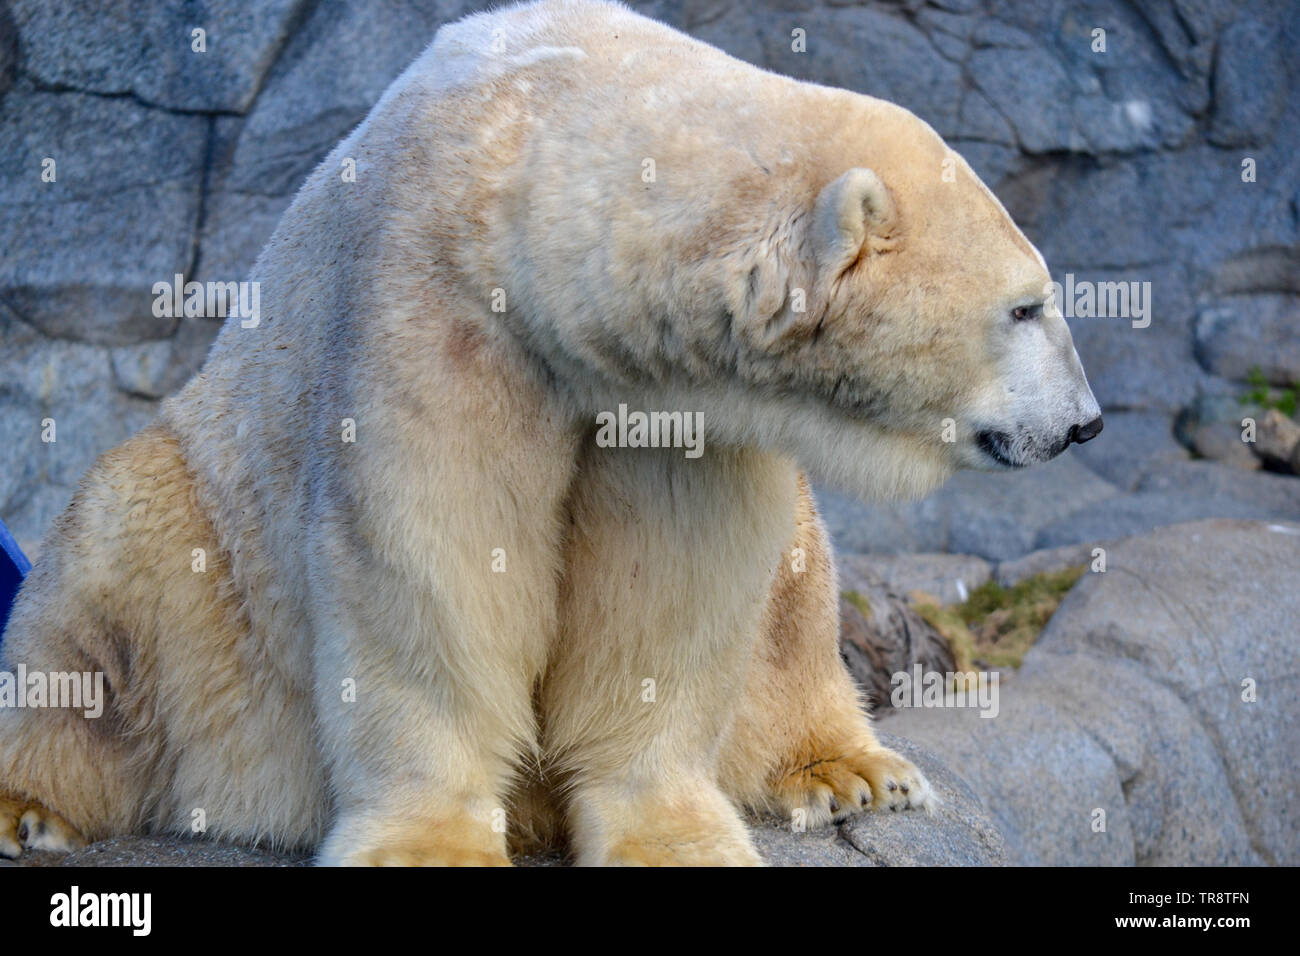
811,168,897,272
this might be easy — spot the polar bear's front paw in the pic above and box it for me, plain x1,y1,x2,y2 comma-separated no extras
774,744,935,826
604,823,763,867
317,810,511,867
0,795,87,858
852,746,935,813
576,784,763,866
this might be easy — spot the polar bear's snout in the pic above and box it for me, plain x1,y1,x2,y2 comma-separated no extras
965,298,1104,471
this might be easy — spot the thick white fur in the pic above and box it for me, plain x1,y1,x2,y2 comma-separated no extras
0,0,1095,865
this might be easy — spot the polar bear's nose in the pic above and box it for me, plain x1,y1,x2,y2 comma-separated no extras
1068,415,1104,445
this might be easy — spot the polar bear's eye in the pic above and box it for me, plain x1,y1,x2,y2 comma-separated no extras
1011,304,1042,322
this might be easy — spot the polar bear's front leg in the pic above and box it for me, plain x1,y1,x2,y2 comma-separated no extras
545,444,801,866
309,485,575,866
719,476,935,828
308,523,554,865
305,353,582,866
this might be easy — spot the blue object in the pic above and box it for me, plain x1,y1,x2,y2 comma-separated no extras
0,516,31,644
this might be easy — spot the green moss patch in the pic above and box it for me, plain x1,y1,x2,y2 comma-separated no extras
841,589,872,619
912,566,1086,671
1241,366,1299,419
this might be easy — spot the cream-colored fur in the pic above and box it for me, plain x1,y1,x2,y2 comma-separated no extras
0,0,1096,865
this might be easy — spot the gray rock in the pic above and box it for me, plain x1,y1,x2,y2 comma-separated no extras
10,835,311,867
678,2,767,69
955,89,1015,145
193,2,466,284
1016,654,1262,866
994,540,1107,587
1031,519,1300,864
0,318,157,543
885,685,1135,865
219,0,460,198
968,46,1074,154
1136,459,1300,517
950,140,1022,189
1052,262,1205,414
0,3,16,98
110,340,178,400
0,91,205,346
110,317,219,399
1194,294,1300,385
1176,388,1265,445
1214,243,1300,296
1192,421,1262,471
1208,18,1287,147
818,455,1118,561
883,519,1300,866
3,484,76,559
1031,459,1300,550
835,732,1010,866
839,551,991,605
196,190,294,284
1252,408,1300,472
165,316,223,388
1033,488,1290,553
10,0,304,113
747,819,872,867
757,6,964,138
815,483,948,555
1071,411,1189,490
927,455,1118,561
753,731,1010,866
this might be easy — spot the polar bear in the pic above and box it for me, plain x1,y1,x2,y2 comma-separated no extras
0,0,1100,865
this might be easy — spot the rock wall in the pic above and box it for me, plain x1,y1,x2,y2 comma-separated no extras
2,0,1298,553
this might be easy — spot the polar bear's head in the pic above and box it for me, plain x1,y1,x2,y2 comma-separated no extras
807,163,1101,470
716,107,1102,499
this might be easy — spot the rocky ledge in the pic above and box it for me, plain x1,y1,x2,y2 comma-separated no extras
7,519,1293,867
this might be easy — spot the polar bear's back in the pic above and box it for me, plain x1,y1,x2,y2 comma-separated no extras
424,0,737,93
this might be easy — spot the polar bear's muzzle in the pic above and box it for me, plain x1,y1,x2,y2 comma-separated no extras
975,413,1102,470
965,296,1105,471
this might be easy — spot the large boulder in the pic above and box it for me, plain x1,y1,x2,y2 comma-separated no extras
817,454,1119,560
752,733,1010,866
1195,293,1300,385
840,551,992,606
1068,410,1190,491
884,519,1300,865
1033,461,1300,550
